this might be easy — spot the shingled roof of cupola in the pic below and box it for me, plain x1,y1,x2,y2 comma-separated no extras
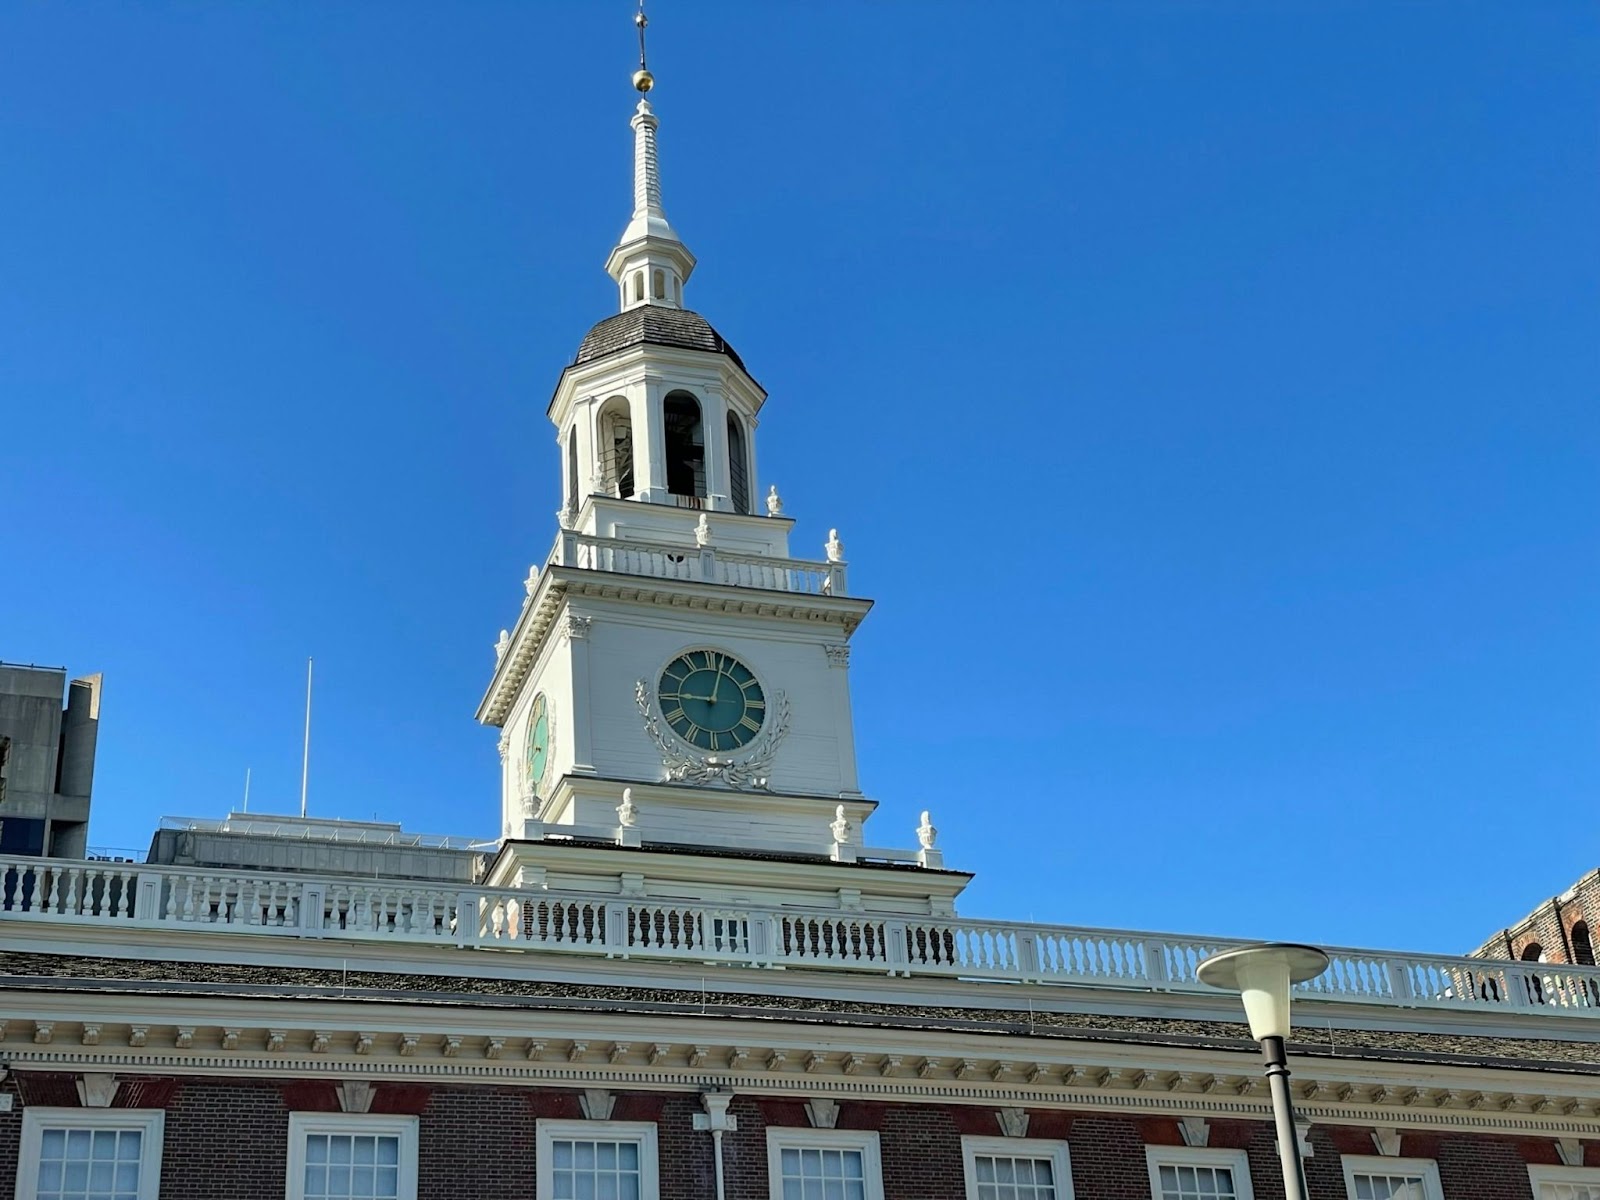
573,303,746,372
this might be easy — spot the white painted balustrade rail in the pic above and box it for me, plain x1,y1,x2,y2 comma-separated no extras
549,531,846,597
3,856,1597,1020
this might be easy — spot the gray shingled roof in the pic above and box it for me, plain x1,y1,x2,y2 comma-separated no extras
5,951,1598,1073
574,305,746,372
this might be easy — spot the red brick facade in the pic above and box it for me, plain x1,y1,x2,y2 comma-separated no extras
0,1075,1576,1200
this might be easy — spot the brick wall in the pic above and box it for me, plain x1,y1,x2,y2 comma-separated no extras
0,1077,1569,1200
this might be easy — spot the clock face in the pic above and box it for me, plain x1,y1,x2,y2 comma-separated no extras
524,694,550,793
658,650,766,752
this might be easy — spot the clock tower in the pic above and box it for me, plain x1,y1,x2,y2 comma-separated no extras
475,15,959,914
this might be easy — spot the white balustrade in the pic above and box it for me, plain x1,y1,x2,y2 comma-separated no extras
8,853,1600,1021
550,533,845,597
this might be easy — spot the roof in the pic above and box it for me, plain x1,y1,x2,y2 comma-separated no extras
573,305,746,372
7,950,1600,1074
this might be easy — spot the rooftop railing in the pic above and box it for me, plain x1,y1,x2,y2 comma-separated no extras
549,531,847,597
0,854,1595,1021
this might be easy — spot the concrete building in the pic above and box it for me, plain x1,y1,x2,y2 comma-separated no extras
0,663,100,859
2,21,1600,1200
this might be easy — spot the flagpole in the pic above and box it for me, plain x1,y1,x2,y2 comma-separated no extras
242,766,251,814
300,657,313,818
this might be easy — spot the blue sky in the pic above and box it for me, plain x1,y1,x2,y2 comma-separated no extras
2,3,1595,956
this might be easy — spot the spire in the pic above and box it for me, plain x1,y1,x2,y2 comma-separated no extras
605,0,695,311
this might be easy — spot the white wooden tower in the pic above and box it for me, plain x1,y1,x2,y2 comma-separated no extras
474,20,953,915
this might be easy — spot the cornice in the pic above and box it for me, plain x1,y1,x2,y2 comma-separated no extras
5,1004,1600,1140
479,568,872,726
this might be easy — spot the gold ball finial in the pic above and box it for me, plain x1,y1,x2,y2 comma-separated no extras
633,69,655,93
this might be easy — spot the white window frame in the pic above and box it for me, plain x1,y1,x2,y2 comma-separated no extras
285,1112,419,1200
1145,1146,1255,1200
962,1135,1074,1200
17,1107,165,1200
1341,1155,1444,1200
535,1119,660,1200
766,1127,885,1200
1530,1166,1600,1199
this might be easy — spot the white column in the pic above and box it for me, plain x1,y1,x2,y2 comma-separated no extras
631,379,667,502
824,644,863,796
700,386,731,511
566,614,597,776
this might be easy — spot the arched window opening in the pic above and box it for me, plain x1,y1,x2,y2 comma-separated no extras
632,271,644,303
663,391,705,501
727,413,750,515
598,399,635,500
565,429,579,513
1521,942,1545,962
652,270,665,300
672,276,680,303
1573,922,1595,967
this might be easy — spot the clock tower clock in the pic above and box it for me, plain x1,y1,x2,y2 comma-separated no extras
474,14,959,917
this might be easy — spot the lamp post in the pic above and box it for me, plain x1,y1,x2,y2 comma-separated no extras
1196,943,1330,1200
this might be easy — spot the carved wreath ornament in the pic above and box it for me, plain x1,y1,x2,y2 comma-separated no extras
634,679,790,791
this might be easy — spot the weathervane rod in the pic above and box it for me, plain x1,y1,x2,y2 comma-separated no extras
633,0,654,94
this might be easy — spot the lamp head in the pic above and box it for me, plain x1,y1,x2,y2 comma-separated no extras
1195,943,1330,1042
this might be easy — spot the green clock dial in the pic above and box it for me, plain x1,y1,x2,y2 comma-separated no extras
524,694,550,793
658,650,765,752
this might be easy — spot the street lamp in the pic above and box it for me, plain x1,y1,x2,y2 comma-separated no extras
1196,943,1330,1200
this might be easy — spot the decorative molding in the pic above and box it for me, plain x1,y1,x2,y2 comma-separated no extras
1557,1138,1585,1167
805,1098,840,1129
80,1025,101,1047
1295,1120,1314,1157
568,1042,589,1064
336,1081,375,1114
822,645,850,668
485,1040,505,1060
33,1022,53,1045
220,1029,240,1050
580,1088,615,1120
442,1037,462,1058
354,1034,374,1056
172,1028,191,1049
266,1030,287,1053
1179,1116,1209,1147
634,679,790,791
127,1027,147,1048
76,1075,118,1108
805,1052,826,1074
526,1042,546,1062
564,614,594,641
997,1107,1030,1138
1372,1128,1402,1157
311,1032,332,1054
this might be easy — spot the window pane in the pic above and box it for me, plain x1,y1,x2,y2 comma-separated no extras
1155,1162,1237,1200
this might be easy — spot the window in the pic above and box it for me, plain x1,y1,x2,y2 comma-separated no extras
1531,1166,1600,1199
663,392,705,499
566,430,579,513
766,1128,883,1200
1341,1156,1442,1200
727,413,750,515
1572,921,1595,966
536,1120,659,1200
1145,1147,1253,1200
598,400,635,499
18,1108,164,1200
962,1136,1073,1200
652,270,665,300
287,1113,418,1200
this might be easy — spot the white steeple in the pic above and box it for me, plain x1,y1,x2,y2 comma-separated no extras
604,8,695,311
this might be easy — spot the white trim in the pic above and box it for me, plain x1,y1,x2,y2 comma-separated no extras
1340,1155,1443,1200
961,1135,1074,1200
285,1112,418,1200
17,1107,165,1200
535,1119,660,1200
1144,1146,1255,1200
766,1127,884,1200
1530,1165,1600,1198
